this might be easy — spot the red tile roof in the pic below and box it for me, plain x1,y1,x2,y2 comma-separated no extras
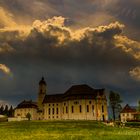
121,104,136,113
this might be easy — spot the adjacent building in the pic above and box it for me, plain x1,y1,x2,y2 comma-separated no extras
14,77,108,121
120,104,140,122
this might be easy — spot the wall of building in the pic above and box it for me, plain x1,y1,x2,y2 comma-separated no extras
43,98,108,121
44,103,62,120
14,108,38,120
120,113,134,122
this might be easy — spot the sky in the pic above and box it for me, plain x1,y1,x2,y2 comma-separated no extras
0,0,140,106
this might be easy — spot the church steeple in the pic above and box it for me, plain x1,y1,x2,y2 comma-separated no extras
39,77,46,86
38,77,46,111
39,77,46,94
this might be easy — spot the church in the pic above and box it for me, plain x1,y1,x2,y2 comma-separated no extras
14,77,108,121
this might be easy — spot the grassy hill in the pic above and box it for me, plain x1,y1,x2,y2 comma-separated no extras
0,120,139,140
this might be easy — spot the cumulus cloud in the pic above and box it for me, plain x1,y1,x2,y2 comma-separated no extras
0,15,139,104
0,64,11,75
0,7,17,28
129,67,140,81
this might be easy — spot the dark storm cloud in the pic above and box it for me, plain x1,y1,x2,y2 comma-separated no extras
0,16,140,105
105,0,140,41
0,0,140,106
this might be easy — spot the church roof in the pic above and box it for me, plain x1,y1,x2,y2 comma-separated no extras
64,84,94,95
16,100,38,109
120,104,136,113
43,94,63,103
43,84,105,103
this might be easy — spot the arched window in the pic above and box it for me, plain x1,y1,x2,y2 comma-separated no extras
102,105,104,113
71,106,74,113
52,108,54,114
48,108,50,115
63,107,64,114
87,105,89,112
56,108,59,114
66,106,68,113
79,105,82,113
92,105,94,112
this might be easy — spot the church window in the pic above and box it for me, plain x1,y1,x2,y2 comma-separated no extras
53,104,54,106
74,101,79,104
49,104,50,106
71,106,74,113
102,105,104,113
52,108,54,114
89,101,91,104
92,105,94,112
87,105,89,112
79,105,82,113
56,108,59,114
48,108,50,115
57,104,58,106
63,107,64,114
64,103,66,106
66,106,68,113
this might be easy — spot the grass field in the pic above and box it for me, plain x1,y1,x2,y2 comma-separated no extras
0,121,139,140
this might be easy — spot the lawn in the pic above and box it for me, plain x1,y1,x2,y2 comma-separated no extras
0,120,139,140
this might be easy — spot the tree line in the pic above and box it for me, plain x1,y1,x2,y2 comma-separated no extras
0,105,14,117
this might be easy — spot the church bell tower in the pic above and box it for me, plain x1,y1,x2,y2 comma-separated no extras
38,77,46,111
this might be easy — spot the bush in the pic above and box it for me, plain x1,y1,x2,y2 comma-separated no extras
125,122,140,128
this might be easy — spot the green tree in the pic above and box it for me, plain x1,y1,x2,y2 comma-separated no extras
26,113,31,121
109,91,122,121
3,105,8,116
0,106,4,114
8,106,14,117
138,100,140,112
137,100,140,120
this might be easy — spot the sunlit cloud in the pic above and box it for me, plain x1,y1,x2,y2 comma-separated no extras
0,7,17,28
0,3,139,104
0,7,32,38
129,67,140,81
115,36,140,60
0,64,12,76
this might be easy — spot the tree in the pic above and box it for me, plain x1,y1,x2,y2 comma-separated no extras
0,105,4,114
3,105,8,116
8,106,14,117
137,100,140,120
26,113,31,121
109,91,122,121
138,100,140,112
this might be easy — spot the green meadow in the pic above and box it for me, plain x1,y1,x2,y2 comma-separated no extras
0,121,139,140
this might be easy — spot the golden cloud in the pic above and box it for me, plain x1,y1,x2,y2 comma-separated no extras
0,7,32,38
0,64,12,76
0,7,17,28
129,67,140,81
115,36,140,60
